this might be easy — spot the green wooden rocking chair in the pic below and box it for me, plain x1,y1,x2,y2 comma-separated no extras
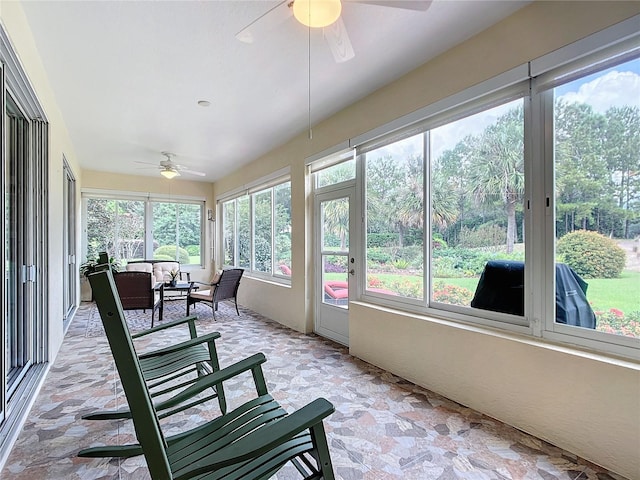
89,261,230,423
83,314,227,422
83,270,336,479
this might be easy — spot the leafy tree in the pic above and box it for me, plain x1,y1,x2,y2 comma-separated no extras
604,106,640,238
86,199,145,261
554,101,611,235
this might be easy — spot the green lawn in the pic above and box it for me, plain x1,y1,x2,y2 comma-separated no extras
581,271,640,314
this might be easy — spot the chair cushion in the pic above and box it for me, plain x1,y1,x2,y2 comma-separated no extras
153,262,180,284
190,289,213,301
126,263,154,287
126,263,153,273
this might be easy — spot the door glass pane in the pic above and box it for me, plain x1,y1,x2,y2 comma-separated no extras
365,134,424,299
321,197,349,251
320,197,350,309
322,254,348,308
431,98,525,311
5,98,31,396
553,57,640,338
5,110,20,389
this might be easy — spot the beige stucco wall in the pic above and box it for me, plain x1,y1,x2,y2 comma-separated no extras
81,170,216,283
213,2,640,478
0,1,81,361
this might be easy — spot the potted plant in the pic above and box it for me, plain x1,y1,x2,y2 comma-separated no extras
168,269,179,287
80,255,120,301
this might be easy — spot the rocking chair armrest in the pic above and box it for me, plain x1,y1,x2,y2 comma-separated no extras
138,331,221,359
157,353,268,412
173,397,334,480
131,315,199,339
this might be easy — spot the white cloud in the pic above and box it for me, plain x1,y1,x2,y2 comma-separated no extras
559,70,640,113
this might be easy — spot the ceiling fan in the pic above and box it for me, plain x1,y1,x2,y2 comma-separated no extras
135,152,206,179
235,0,432,63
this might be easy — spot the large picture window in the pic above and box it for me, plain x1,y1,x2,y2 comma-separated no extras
221,180,291,279
352,22,639,358
549,57,639,342
83,194,205,266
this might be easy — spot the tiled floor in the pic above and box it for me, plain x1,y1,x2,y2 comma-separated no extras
1,301,626,480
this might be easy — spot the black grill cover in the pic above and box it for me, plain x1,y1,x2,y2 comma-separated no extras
470,260,596,328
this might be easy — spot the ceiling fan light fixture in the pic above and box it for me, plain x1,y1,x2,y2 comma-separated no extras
160,167,180,179
293,0,342,28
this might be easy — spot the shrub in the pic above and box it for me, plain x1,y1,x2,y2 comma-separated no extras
367,233,398,248
153,245,190,264
432,236,447,250
393,259,409,270
458,223,507,249
367,248,392,264
185,244,200,256
432,281,474,306
595,309,640,338
432,248,489,277
556,230,626,278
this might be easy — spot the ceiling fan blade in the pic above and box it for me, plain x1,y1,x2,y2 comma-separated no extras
235,0,292,44
350,0,432,11
134,160,159,166
180,169,206,177
324,17,355,63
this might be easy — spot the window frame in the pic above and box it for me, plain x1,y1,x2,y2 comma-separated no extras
357,83,532,336
81,189,206,269
218,174,292,283
534,53,640,358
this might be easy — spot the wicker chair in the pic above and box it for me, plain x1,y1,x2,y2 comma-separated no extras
113,271,163,327
186,268,243,320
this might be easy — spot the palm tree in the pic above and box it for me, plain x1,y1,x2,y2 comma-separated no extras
322,197,349,250
467,107,525,253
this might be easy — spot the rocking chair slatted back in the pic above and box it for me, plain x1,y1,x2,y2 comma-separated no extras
88,270,173,478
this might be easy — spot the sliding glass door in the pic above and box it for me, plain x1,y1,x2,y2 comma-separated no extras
1,61,48,440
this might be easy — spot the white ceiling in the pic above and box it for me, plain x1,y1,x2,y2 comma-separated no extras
20,0,529,182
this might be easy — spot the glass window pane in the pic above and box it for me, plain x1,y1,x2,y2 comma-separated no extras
553,57,640,338
253,190,272,273
223,200,236,266
274,182,292,275
365,134,424,300
430,99,525,311
152,202,202,265
316,159,356,188
86,198,145,263
237,196,250,269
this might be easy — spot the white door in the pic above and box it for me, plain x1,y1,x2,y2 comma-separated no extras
314,187,354,345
